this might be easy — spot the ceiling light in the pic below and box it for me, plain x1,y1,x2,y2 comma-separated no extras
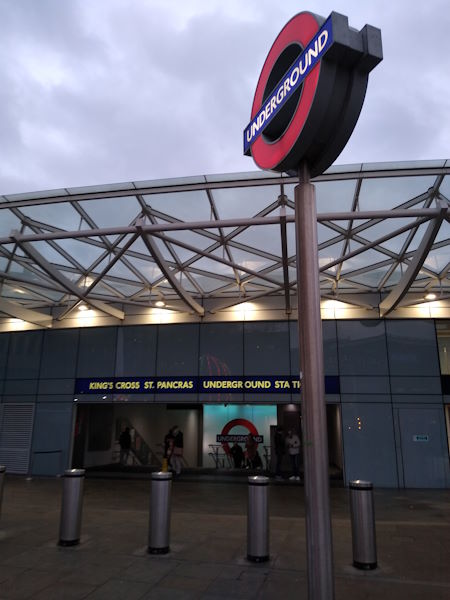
78,304,88,311
425,293,437,301
155,300,165,307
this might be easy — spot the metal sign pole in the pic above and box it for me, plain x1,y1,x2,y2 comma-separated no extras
295,162,334,599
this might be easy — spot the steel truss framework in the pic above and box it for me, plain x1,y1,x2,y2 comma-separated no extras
0,160,449,325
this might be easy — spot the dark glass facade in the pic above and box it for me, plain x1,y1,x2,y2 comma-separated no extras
0,319,449,488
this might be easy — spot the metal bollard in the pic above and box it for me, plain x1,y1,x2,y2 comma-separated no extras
247,475,269,562
58,469,85,546
349,480,377,570
148,471,172,554
0,466,5,519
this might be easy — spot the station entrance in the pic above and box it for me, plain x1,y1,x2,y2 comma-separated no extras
71,401,343,481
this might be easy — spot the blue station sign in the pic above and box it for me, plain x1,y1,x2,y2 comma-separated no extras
74,375,340,396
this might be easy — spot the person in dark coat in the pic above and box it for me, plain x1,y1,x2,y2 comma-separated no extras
245,434,257,468
171,426,184,475
164,427,175,460
119,427,131,465
230,442,244,468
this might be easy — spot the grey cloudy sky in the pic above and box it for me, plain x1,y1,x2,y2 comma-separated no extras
1,0,449,195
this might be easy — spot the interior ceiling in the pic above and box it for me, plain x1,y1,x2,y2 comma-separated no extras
0,160,449,323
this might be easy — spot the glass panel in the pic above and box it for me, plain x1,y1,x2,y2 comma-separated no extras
78,196,141,228
344,266,392,288
157,324,199,375
317,223,343,245
316,179,357,213
435,220,450,244
19,203,82,231
9,261,54,286
28,241,74,267
199,322,243,375
40,329,79,379
118,255,163,283
402,222,431,253
340,377,390,394
31,403,73,476
228,247,276,272
54,239,106,270
105,281,143,296
244,321,289,375
144,190,211,222
390,377,441,395
337,320,388,375
6,330,44,379
319,242,344,273
1,284,43,301
286,222,296,256
436,320,450,374
76,327,117,377
190,274,231,293
161,228,216,252
135,174,205,188
100,259,142,282
291,321,339,376
341,393,391,403
386,320,440,376
358,176,435,211
0,333,10,378
342,403,398,486
285,179,357,215
252,269,283,285
212,184,280,219
231,224,282,258
205,171,274,182
190,256,236,279
439,175,450,200
153,236,199,263
358,218,413,254
363,160,445,171
424,248,450,274
68,182,135,194
339,242,390,275
0,211,21,237
116,325,157,376
383,265,403,288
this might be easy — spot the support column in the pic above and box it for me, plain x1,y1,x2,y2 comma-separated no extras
295,162,334,599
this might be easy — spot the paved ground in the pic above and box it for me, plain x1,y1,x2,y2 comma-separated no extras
0,474,449,599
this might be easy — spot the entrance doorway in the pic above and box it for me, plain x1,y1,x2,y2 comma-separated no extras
275,403,343,480
71,403,201,472
71,401,343,481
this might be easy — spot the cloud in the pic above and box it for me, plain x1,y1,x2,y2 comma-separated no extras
0,0,449,195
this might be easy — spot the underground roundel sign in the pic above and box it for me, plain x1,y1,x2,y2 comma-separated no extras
244,11,382,177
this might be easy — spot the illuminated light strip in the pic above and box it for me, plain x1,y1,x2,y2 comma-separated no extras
243,17,332,154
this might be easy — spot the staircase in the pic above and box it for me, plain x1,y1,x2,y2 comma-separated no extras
116,419,161,467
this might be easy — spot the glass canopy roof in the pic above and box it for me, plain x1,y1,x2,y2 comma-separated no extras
0,160,449,324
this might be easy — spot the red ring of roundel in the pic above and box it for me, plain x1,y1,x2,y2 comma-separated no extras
220,418,259,455
251,12,321,170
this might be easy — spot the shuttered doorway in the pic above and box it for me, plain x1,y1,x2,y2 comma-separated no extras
0,404,35,474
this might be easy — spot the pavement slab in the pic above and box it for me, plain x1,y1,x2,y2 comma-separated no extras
0,476,449,599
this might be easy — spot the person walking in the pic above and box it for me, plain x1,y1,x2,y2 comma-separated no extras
119,426,131,465
245,433,257,469
171,426,184,475
286,429,301,481
274,426,285,480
